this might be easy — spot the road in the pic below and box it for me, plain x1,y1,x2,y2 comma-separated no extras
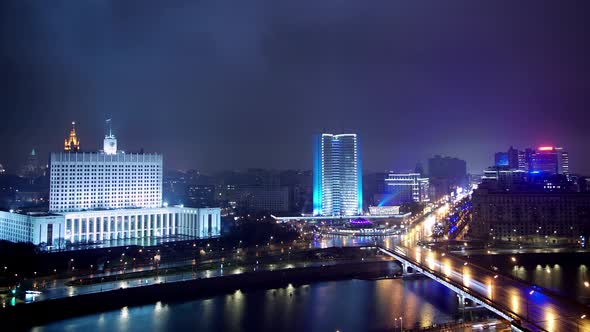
24,258,387,303
377,197,590,332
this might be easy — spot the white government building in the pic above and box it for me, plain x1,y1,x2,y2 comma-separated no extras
0,122,221,246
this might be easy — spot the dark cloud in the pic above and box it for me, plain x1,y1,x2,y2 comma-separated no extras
1,0,589,174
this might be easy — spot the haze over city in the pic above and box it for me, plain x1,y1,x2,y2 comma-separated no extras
2,1,590,173
2,2,590,331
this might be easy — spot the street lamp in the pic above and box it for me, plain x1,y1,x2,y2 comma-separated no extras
578,314,587,332
526,290,535,321
488,275,498,302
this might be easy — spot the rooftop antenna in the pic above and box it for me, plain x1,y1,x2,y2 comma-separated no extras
106,118,112,137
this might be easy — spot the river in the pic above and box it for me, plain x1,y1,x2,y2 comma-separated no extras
31,278,469,332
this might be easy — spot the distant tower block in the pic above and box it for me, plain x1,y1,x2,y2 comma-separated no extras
103,118,117,155
64,121,80,152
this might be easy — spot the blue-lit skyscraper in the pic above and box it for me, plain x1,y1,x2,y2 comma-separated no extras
313,133,362,216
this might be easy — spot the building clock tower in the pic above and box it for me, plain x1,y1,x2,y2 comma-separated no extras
103,118,117,155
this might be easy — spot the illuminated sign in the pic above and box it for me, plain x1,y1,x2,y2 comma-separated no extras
538,146,554,151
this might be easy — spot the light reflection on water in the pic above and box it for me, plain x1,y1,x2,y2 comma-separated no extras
32,279,461,332
511,262,590,303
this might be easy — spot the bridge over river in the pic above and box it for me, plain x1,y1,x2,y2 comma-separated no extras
379,246,590,332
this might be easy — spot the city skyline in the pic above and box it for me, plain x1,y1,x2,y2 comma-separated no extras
0,120,584,177
1,1,590,174
1,2,590,330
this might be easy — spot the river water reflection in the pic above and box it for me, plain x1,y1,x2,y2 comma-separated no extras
32,278,463,332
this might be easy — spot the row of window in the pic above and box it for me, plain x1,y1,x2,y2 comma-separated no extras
52,165,161,168
53,175,160,178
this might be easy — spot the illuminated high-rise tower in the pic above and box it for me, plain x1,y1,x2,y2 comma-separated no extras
63,121,80,152
313,133,362,216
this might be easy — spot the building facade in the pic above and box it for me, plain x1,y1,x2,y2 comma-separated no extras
471,189,590,244
481,167,527,190
242,185,290,213
428,155,467,200
0,207,220,246
1,121,220,246
186,184,215,208
495,146,569,176
313,133,362,216
20,149,45,179
383,172,429,204
49,152,163,212
529,146,569,177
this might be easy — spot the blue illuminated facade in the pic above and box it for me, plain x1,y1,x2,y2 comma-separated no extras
313,133,362,216
494,152,509,167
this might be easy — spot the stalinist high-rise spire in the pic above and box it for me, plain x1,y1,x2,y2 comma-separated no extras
64,121,80,152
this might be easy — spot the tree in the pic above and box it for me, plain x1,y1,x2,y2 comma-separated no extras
37,242,47,252
54,238,66,251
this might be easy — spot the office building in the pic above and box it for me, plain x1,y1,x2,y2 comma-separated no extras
529,146,569,176
475,145,583,244
481,166,527,190
0,121,220,246
20,149,45,179
242,185,290,213
428,155,467,199
279,170,312,214
496,147,523,169
368,205,400,216
507,146,521,170
383,172,429,204
428,155,467,181
186,184,215,208
494,146,526,170
472,188,590,244
494,152,509,167
313,133,362,216
212,169,303,214
517,150,527,171
49,152,162,212
495,146,569,176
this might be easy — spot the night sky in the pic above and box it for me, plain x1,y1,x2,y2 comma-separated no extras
1,1,589,174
